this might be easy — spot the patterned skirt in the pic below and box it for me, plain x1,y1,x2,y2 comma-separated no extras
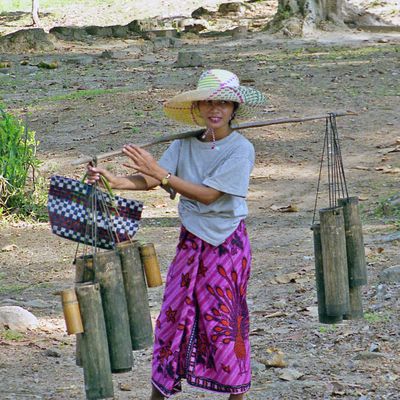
151,220,252,397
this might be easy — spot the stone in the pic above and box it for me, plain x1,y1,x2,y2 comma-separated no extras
0,306,38,331
50,26,88,41
152,37,173,50
354,351,389,360
278,368,304,381
175,51,203,68
231,25,248,39
218,2,247,16
111,25,130,38
379,265,400,283
179,18,209,34
251,358,266,373
191,7,218,19
24,299,52,309
0,29,55,53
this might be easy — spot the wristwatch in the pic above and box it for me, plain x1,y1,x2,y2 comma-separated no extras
161,172,171,187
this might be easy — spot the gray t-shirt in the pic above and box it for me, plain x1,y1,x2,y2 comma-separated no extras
158,131,255,246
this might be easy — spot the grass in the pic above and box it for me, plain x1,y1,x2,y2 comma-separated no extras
42,87,131,102
1,0,116,12
0,329,25,341
364,311,390,324
318,325,337,333
0,283,30,295
252,45,400,64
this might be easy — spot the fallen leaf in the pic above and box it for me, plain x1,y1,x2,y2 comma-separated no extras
270,204,298,212
272,272,301,284
1,244,18,252
119,383,132,391
278,368,304,381
261,348,288,368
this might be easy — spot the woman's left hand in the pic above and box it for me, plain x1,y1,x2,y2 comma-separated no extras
122,144,161,180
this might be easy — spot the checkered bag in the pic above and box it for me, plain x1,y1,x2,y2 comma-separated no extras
47,175,143,249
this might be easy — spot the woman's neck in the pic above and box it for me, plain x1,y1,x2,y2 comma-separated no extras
204,126,233,142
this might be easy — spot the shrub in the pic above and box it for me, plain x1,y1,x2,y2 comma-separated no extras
0,106,44,220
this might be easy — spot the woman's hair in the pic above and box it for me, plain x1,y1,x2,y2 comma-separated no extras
229,102,240,126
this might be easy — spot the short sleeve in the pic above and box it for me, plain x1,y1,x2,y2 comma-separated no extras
158,140,181,174
203,155,254,198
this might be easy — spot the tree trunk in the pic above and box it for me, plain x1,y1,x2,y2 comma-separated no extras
32,0,40,27
267,0,346,36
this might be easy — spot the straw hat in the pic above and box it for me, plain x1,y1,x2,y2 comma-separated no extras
163,69,267,126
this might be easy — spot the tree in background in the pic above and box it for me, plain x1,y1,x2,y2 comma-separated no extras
32,0,40,26
267,0,346,36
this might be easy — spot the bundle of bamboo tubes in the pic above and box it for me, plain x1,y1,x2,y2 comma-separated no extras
311,115,367,324
61,241,162,399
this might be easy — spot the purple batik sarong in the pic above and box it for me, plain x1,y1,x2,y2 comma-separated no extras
152,220,252,397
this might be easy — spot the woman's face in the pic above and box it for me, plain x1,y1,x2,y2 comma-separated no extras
197,100,235,130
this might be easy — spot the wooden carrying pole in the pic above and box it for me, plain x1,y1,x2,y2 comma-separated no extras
71,112,356,166
117,241,154,350
94,250,133,373
75,283,114,400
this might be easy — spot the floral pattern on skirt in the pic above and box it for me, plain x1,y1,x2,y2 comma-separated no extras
152,220,252,397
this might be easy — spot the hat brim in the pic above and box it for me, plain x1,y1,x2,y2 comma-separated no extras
164,85,267,126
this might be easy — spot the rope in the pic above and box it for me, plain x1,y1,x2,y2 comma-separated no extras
312,113,349,225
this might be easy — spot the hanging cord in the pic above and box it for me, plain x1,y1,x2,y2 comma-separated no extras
312,113,349,225
331,114,349,200
312,119,329,225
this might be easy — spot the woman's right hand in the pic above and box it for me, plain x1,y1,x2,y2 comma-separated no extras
86,164,118,188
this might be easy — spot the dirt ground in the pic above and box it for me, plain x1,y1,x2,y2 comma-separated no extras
0,1,400,399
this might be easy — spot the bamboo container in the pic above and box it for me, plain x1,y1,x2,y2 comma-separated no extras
343,286,364,320
76,283,114,400
117,241,153,350
139,243,163,287
75,254,94,283
338,197,367,287
74,254,94,367
94,249,133,373
61,288,84,334
319,207,350,317
312,224,343,324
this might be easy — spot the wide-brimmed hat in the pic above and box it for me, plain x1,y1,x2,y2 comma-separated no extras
163,69,267,126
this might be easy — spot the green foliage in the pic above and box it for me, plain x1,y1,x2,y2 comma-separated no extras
374,193,400,229
0,329,25,341
318,325,337,333
364,312,390,324
0,106,46,221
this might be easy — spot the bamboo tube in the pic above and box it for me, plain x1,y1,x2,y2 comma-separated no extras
61,288,84,334
75,255,94,367
312,224,343,324
75,255,95,283
94,250,133,373
319,207,350,317
139,243,163,288
75,283,114,400
117,241,153,350
343,286,364,320
338,197,367,287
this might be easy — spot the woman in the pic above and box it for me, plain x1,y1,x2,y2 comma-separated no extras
87,69,267,399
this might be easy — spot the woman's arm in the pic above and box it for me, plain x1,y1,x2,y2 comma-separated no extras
122,145,224,205
86,165,160,190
